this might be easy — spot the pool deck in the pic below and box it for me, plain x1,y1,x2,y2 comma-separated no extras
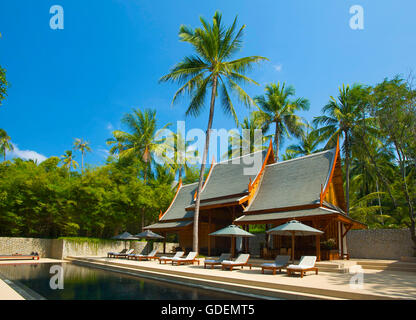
1,256,415,300
66,256,416,300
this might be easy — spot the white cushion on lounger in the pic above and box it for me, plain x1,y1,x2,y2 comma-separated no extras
160,252,184,260
172,252,197,261
221,260,238,265
286,265,311,270
261,263,279,267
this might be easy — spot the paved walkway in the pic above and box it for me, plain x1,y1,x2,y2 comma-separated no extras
0,279,24,300
69,256,416,300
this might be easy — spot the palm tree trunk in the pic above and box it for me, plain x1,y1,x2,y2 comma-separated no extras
274,122,279,161
193,75,218,253
178,165,182,182
344,132,350,215
142,162,148,230
81,151,84,173
394,142,415,254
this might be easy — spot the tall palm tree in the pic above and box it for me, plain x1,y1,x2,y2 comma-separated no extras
255,82,310,160
73,138,91,173
313,84,367,214
60,150,78,173
0,129,13,161
160,11,267,253
285,123,322,158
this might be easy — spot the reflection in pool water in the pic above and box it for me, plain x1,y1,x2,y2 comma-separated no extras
0,263,252,300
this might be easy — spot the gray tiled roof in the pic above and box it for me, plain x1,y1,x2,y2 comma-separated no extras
186,195,248,210
200,151,266,201
246,149,336,213
159,182,197,221
144,220,193,230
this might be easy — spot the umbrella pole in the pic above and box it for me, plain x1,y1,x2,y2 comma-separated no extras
231,236,235,258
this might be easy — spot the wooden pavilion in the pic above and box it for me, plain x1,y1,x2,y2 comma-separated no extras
144,138,366,261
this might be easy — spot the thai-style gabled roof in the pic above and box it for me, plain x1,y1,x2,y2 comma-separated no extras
158,182,197,221
199,150,267,201
245,148,337,214
144,138,358,232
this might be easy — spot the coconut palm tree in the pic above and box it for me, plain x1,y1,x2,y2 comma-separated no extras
117,108,171,229
73,138,91,173
285,123,322,158
160,11,267,252
313,84,367,214
254,82,310,160
119,108,171,182
167,133,199,182
60,150,78,173
0,129,13,161
223,111,270,159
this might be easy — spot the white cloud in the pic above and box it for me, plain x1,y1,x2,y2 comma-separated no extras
8,144,47,163
97,148,110,158
274,64,283,72
106,122,114,132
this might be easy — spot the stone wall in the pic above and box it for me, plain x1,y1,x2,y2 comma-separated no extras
347,228,414,259
0,237,179,259
0,237,54,257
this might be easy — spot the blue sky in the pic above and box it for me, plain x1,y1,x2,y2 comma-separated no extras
0,0,415,166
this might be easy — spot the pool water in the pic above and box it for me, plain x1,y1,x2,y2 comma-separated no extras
0,263,252,300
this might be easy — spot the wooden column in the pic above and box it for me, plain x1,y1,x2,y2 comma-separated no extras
291,231,295,263
246,224,250,253
316,235,321,261
340,222,343,260
163,232,166,254
208,214,211,257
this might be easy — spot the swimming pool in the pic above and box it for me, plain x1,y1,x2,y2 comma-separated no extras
0,263,253,300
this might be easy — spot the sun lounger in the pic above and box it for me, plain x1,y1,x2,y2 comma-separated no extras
171,252,199,266
221,254,251,271
158,251,184,264
204,253,231,269
261,255,290,275
286,256,318,278
113,248,134,259
129,249,158,261
0,252,39,261
107,248,127,258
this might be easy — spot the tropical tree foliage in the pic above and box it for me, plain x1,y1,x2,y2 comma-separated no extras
255,82,310,159
0,129,13,161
